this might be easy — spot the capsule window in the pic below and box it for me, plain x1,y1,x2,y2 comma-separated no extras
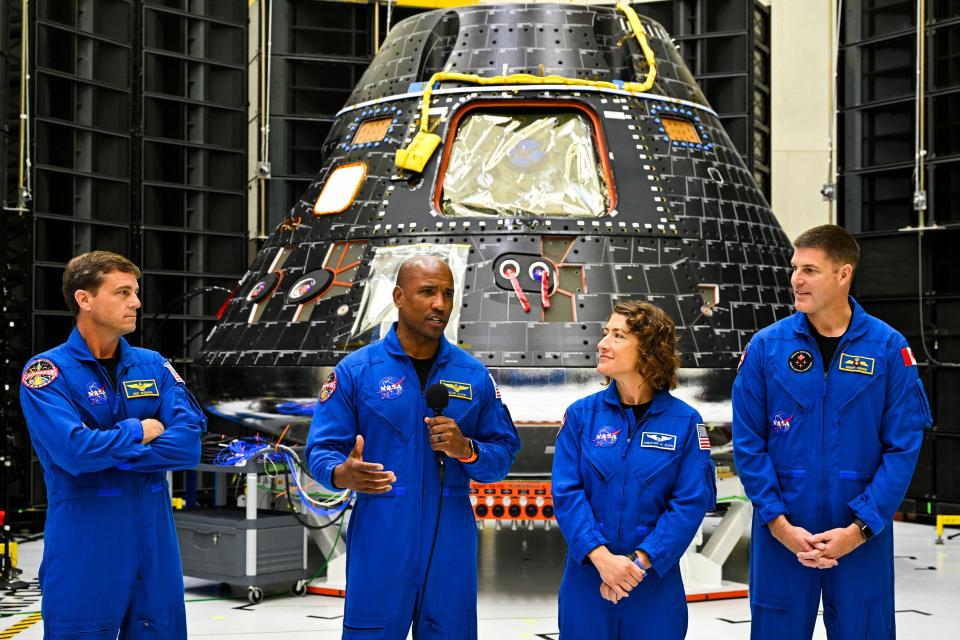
312,162,367,216
435,104,615,218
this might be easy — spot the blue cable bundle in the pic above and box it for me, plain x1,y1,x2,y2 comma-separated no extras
211,435,351,519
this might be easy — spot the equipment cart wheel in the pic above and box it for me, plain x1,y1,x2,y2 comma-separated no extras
291,580,307,597
247,586,264,605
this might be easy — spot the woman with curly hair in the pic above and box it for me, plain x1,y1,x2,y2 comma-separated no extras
552,300,717,639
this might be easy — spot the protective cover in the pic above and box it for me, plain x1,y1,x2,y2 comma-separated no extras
350,243,470,342
440,112,609,218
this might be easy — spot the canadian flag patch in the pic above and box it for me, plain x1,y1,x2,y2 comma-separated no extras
901,347,917,367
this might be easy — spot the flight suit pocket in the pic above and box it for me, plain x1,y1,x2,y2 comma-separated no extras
582,448,612,482
836,372,881,415
837,470,872,504
750,596,790,637
768,373,809,464
358,385,419,442
775,468,807,509
914,378,933,429
635,450,682,497
859,597,892,639
44,619,116,639
342,622,387,638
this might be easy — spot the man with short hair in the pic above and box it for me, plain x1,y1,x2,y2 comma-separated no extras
733,225,932,639
20,251,205,639
307,255,521,639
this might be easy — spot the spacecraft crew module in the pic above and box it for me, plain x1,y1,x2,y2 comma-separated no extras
192,2,793,570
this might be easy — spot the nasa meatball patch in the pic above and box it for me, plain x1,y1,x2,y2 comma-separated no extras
22,359,59,389
592,426,621,448
319,372,337,403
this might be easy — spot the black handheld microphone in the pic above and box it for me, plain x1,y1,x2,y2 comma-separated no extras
425,383,450,481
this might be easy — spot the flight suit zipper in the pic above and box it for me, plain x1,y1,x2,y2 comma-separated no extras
405,355,442,587
617,411,648,554
820,339,849,523
93,359,131,425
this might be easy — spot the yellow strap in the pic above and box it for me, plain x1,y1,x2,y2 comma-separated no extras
0,613,42,639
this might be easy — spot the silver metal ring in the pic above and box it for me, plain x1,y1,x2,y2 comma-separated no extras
498,259,520,279
528,261,550,281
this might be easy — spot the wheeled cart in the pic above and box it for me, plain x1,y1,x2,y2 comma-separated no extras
174,460,310,604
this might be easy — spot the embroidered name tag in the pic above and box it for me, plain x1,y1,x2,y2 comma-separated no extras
640,432,677,451
123,379,159,398
838,353,875,375
441,380,472,400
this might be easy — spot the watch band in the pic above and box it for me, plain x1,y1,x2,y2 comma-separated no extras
853,517,873,540
626,552,648,577
456,438,478,463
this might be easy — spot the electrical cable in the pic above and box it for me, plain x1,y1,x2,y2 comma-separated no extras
910,0,958,369
208,435,352,528
823,0,843,218
307,509,348,581
143,285,232,349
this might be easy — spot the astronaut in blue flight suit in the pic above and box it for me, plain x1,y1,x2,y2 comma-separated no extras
306,255,521,640
553,300,716,640
19,251,205,640
733,225,933,640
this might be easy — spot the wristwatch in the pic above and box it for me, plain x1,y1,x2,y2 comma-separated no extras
852,517,874,541
625,551,648,577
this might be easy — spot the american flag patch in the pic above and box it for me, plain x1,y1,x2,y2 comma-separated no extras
696,423,710,450
489,373,501,399
164,361,184,384
901,347,917,367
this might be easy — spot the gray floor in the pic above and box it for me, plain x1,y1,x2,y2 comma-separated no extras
1,520,957,638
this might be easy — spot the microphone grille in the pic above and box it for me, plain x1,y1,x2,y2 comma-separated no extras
425,383,450,411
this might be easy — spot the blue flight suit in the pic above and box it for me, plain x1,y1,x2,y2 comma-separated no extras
306,324,521,639
552,385,716,640
732,297,933,639
20,327,206,639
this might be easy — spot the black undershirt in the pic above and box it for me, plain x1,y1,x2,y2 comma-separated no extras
809,323,847,371
623,401,653,426
411,355,437,392
97,357,118,388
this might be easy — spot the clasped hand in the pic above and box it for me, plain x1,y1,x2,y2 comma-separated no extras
768,516,864,569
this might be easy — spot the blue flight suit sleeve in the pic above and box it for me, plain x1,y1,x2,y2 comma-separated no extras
732,338,789,525
638,414,716,576
459,374,521,483
116,358,205,472
552,407,610,565
848,336,932,536
20,361,147,476
306,365,357,491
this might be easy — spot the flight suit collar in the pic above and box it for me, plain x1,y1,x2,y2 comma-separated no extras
382,322,452,366
791,295,870,342
600,382,672,419
65,325,132,366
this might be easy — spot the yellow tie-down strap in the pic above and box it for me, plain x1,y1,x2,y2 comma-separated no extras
936,514,960,542
395,2,658,173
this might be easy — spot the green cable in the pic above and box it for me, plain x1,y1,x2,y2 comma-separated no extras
716,495,750,503
308,512,347,582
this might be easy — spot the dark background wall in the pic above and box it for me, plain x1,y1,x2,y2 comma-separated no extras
2,0,952,528
838,0,960,517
